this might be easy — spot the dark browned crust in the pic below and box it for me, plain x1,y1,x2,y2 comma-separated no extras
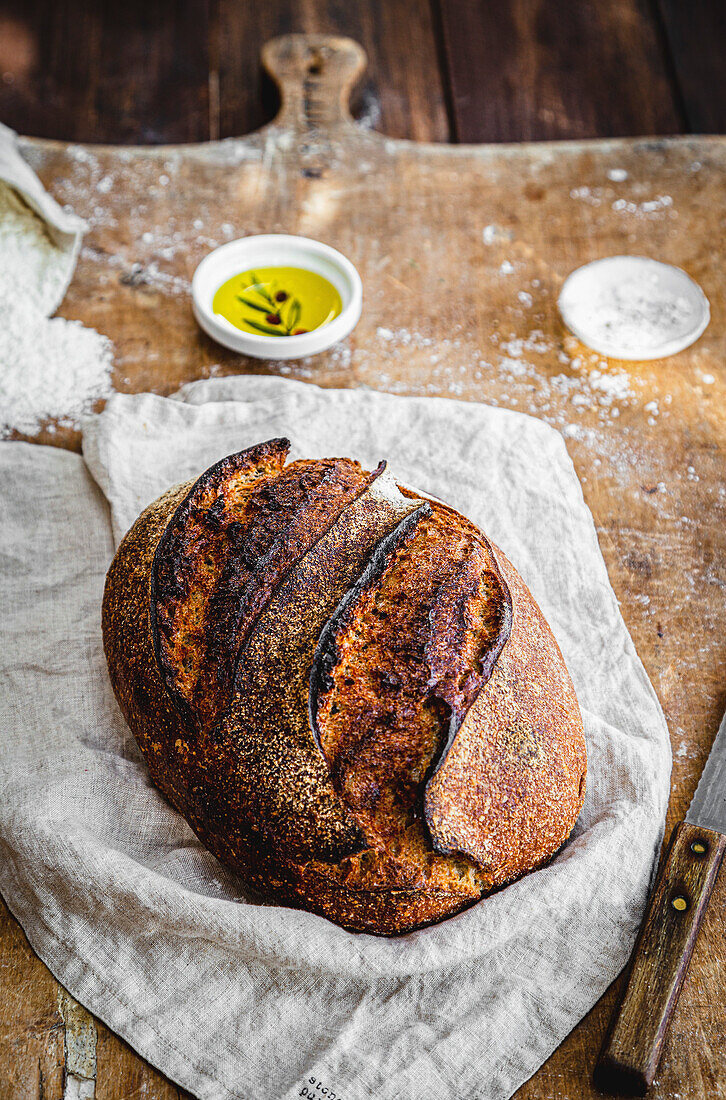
209,458,383,714
310,497,513,864
424,545,587,878
308,501,431,748
206,482,428,864
421,519,513,787
103,444,587,936
416,502,514,856
151,439,291,729
240,858,485,935
103,478,201,820
152,445,388,733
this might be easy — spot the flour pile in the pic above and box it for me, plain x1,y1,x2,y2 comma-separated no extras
0,182,114,437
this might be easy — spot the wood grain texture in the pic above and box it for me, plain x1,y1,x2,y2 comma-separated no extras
0,0,211,143
656,0,726,134
0,898,65,1099
212,0,450,142
58,989,97,1098
0,0,449,144
5,0,726,148
2,29,726,1100
595,823,726,1095
437,0,684,141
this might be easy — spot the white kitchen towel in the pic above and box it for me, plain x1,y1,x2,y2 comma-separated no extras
0,376,671,1100
0,122,85,315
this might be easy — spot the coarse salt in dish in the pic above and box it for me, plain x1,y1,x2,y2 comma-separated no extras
558,256,710,361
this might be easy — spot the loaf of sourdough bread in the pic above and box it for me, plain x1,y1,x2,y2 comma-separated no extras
102,439,586,935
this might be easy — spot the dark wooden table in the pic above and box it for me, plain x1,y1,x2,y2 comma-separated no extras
0,0,724,146
1,5,725,1100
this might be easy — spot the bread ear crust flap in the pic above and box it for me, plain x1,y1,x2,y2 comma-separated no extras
424,544,587,882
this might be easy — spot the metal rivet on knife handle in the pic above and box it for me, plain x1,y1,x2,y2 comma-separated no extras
594,821,726,1096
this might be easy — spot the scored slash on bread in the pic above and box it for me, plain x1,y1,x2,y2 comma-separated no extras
151,439,379,731
103,439,587,935
211,472,428,865
310,495,513,862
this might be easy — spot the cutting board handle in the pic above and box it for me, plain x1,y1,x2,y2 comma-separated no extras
262,34,367,133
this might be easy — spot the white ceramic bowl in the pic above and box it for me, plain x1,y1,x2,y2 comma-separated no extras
192,234,362,360
558,255,710,360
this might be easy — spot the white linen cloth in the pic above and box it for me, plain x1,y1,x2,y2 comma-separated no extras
0,122,85,314
0,375,671,1100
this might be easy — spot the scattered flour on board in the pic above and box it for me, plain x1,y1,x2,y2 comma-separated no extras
370,323,641,424
366,324,670,491
0,182,114,437
45,141,264,300
612,195,673,216
569,186,675,218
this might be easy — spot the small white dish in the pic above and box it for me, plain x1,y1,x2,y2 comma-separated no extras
558,256,710,361
192,234,362,360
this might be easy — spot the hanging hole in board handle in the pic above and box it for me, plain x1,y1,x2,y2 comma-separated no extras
261,34,368,131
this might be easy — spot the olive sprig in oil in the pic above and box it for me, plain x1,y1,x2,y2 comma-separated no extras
237,272,306,336
214,266,342,338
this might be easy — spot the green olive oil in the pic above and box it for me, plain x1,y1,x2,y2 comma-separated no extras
213,266,342,337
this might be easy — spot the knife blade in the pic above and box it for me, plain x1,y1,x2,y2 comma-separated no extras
594,707,726,1096
686,708,726,832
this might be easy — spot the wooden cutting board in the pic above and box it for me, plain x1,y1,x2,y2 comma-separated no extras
5,34,726,1100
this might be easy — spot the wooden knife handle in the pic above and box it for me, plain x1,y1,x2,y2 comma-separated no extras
595,821,726,1095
